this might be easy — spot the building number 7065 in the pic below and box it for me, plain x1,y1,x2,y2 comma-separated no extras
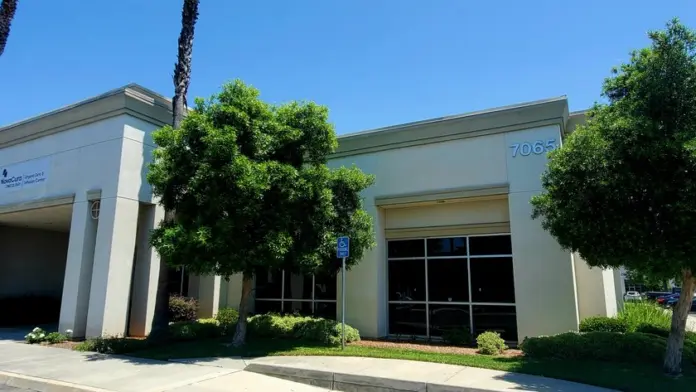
509,139,558,158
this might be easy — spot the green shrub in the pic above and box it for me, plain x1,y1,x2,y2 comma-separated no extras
24,327,48,344
169,295,199,322
247,313,360,345
579,316,629,333
293,317,360,345
442,327,472,346
74,337,150,354
216,308,239,334
198,318,220,325
634,322,696,345
619,302,671,331
25,327,71,345
521,331,696,365
476,331,507,355
45,332,68,344
169,321,222,341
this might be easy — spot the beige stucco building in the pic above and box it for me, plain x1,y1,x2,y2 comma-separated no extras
0,85,623,342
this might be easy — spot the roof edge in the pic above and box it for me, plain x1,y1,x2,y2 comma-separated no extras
0,84,173,149
332,96,570,158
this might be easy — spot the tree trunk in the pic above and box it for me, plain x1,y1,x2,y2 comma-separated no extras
232,273,254,347
149,0,199,339
0,0,19,57
171,0,199,129
663,269,695,375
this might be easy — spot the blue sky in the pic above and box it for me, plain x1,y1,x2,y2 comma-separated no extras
1,0,694,134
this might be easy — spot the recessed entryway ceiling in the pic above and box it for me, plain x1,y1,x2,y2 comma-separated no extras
0,204,72,232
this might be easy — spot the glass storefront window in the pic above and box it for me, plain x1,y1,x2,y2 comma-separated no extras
387,234,516,340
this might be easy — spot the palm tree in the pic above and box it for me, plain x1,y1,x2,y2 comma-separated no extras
0,0,19,57
151,0,200,336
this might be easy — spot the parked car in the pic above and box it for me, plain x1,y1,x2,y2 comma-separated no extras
666,293,696,308
624,291,642,301
645,291,671,301
657,293,680,305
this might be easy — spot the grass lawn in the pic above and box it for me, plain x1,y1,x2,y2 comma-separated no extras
129,338,696,392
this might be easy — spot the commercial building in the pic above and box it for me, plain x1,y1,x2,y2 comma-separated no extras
0,85,623,342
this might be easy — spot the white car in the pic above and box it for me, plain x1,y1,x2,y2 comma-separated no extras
624,291,642,301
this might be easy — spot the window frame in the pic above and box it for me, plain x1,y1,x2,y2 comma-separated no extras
387,233,516,341
254,270,337,318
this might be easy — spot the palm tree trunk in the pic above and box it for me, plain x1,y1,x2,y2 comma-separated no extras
151,0,200,336
663,269,695,375
0,0,19,57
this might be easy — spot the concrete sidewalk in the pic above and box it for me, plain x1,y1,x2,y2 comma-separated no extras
0,341,327,392
243,356,616,392
0,340,616,392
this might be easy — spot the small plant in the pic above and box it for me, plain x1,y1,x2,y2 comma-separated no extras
476,331,507,355
215,307,239,335
169,295,199,322
24,327,47,344
442,327,472,346
579,316,629,333
45,332,68,344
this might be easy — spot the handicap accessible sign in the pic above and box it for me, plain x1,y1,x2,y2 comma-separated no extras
0,158,51,194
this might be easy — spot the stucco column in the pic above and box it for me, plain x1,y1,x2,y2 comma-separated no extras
339,205,386,337
58,198,98,338
505,125,580,342
614,268,625,312
196,274,221,318
127,204,165,337
573,254,619,320
85,197,139,337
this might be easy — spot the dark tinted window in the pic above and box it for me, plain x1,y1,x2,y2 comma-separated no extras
472,305,517,341
284,301,313,316
284,273,313,300
429,304,471,337
388,259,425,301
470,257,515,303
469,235,512,256
427,259,469,302
315,302,337,319
255,269,282,299
388,239,425,258
389,303,427,336
254,300,282,315
427,237,467,257
314,273,337,300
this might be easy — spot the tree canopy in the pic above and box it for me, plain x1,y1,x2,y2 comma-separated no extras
530,19,696,374
531,19,696,278
147,79,375,279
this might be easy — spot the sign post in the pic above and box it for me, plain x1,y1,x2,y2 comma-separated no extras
336,236,350,350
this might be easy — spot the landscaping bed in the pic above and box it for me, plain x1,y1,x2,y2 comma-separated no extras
26,302,696,391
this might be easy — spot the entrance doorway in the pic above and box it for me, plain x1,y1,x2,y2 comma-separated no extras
0,203,72,330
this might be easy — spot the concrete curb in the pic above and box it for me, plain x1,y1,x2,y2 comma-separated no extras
245,362,489,392
0,371,113,392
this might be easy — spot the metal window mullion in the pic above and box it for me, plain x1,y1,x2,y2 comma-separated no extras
311,274,316,315
281,270,285,312
424,238,430,339
466,236,474,337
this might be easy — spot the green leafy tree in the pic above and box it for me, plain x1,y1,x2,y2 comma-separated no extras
147,80,375,346
624,269,669,292
531,19,696,375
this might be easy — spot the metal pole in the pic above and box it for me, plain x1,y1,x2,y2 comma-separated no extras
341,256,346,350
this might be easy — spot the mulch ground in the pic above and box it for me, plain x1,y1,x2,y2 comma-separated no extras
351,339,523,357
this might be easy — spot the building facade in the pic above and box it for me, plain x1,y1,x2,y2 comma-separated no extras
0,85,623,342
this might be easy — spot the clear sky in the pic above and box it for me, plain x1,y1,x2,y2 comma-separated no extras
1,0,694,134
